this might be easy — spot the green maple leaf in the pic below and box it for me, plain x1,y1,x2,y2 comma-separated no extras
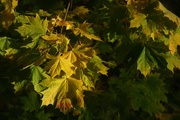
16,14,48,40
137,47,159,77
35,110,51,120
40,76,84,108
30,65,46,92
0,37,11,55
12,80,28,93
130,74,167,115
20,91,41,112
44,54,76,78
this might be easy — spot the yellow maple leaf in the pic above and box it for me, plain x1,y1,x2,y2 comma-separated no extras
169,32,180,55
0,0,18,29
40,76,84,113
62,44,96,68
44,54,76,78
54,16,74,30
73,22,102,41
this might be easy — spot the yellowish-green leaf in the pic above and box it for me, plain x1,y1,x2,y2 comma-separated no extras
74,22,101,41
38,9,52,17
76,68,95,90
1,0,18,13
90,55,109,75
169,29,180,55
76,90,84,108
72,44,96,68
16,14,48,40
44,54,76,78
130,13,147,28
54,16,74,30
158,2,180,26
137,47,151,77
166,52,180,72
40,76,84,109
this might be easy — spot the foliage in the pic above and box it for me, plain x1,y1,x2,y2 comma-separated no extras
0,0,180,120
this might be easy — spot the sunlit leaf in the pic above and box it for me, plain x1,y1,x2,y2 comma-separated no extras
130,13,147,28
74,22,102,41
169,28,180,55
166,52,180,72
89,55,109,75
44,54,76,78
0,0,18,28
12,80,28,93
54,16,74,30
40,76,84,109
1,0,18,13
76,68,95,90
16,14,48,40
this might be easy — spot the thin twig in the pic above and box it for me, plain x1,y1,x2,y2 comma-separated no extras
60,0,72,33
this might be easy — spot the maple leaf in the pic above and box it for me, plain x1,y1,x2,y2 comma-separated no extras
137,47,159,77
0,0,18,29
12,80,28,93
76,90,85,108
1,0,18,13
16,14,48,40
63,44,96,68
30,65,45,92
0,37,11,53
42,34,70,47
130,74,167,115
169,28,180,55
166,52,180,72
75,68,95,90
130,13,147,28
137,47,151,77
54,16,74,30
40,76,84,109
89,55,109,75
20,91,41,112
56,98,73,114
72,6,89,16
73,22,102,41
44,54,76,78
